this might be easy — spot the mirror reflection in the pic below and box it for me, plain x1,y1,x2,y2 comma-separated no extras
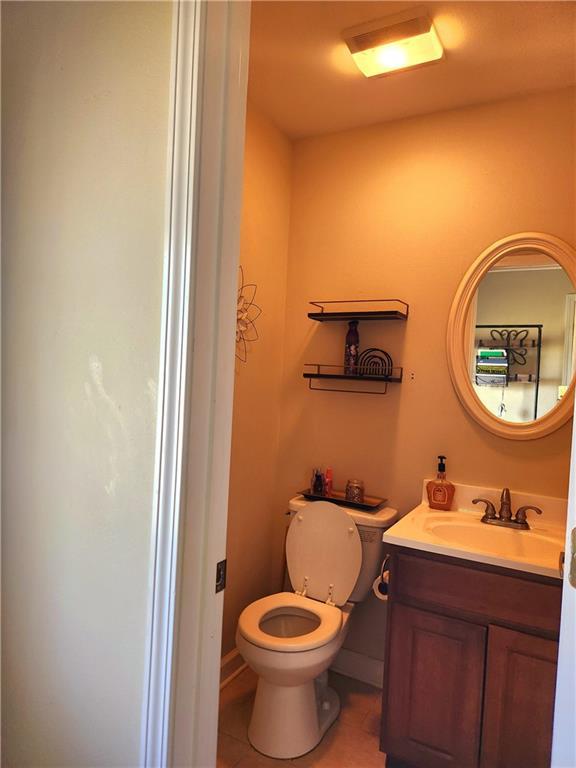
470,252,576,423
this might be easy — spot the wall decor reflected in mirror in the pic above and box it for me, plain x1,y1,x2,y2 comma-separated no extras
447,233,576,440
471,253,575,423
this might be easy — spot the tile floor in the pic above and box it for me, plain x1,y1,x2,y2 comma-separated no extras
218,668,387,768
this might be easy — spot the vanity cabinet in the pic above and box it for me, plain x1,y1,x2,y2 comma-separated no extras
380,547,561,768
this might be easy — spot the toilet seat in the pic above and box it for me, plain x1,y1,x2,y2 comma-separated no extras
237,592,343,652
286,501,362,606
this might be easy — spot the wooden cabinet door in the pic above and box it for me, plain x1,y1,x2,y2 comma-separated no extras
382,604,486,768
481,625,558,768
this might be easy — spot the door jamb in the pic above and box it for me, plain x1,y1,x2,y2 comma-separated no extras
141,2,250,766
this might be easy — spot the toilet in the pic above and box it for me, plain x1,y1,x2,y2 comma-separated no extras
236,497,397,759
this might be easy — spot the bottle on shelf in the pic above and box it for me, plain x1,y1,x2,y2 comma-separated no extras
311,468,325,496
344,320,359,374
325,468,333,496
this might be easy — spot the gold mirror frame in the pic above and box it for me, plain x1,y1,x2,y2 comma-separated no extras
447,232,576,440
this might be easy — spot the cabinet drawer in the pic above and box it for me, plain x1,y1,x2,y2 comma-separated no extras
393,550,561,635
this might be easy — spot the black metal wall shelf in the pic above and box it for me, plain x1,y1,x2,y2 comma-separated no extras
478,342,540,350
303,365,403,394
303,372,403,384
304,298,408,395
474,324,543,420
308,299,409,322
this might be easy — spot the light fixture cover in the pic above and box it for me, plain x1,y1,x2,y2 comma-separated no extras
343,10,444,77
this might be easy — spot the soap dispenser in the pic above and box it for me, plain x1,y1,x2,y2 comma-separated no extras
426,455,455,511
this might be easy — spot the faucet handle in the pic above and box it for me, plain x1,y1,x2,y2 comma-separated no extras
473,498,497,520
515,505,543,527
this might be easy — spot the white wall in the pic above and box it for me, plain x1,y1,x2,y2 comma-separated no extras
2,3,173,765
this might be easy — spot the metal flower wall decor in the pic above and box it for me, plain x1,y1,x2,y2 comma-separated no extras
236,266,262,362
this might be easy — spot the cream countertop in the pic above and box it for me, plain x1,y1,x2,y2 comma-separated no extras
382,481,567,580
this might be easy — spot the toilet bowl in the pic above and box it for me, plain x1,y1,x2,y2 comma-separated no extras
236,500,371,759
236,592,353,758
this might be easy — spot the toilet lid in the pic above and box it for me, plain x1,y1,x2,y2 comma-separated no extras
286,501,362,606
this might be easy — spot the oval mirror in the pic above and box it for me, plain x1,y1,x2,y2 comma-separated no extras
447,233,576,440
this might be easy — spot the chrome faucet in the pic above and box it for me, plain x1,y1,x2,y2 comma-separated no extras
473,488,543,530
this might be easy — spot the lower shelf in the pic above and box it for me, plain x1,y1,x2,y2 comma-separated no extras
303,364,402,394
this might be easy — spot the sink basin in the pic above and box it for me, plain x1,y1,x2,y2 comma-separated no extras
383,504,566,578
423,514,562,563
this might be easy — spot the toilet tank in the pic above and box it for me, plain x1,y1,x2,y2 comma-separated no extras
288,496,398,603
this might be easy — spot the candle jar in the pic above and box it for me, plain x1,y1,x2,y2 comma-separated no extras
345,479,365,504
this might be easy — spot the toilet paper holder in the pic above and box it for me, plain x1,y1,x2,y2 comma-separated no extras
372,555,390,601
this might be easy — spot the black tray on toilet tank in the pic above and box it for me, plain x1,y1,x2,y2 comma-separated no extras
299,489,387,512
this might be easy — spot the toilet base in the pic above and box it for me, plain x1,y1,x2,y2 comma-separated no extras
248,677,341,759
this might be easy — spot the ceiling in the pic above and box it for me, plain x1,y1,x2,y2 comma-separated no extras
248,1,576,139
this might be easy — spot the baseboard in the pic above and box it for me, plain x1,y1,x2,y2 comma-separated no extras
330,648,384,689
220,648,247,689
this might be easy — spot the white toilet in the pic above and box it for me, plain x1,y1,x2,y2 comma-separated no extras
236,497,397,759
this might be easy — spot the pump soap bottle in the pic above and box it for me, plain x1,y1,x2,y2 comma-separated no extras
426,455,455,511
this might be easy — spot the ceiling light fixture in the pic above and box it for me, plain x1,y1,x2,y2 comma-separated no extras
343,8,444,78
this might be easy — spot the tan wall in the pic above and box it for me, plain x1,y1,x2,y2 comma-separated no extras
222,103,292,656
2,3,172,764
273,87,575,660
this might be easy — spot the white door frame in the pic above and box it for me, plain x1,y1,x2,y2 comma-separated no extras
552,419,576,766
141,2,250,766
